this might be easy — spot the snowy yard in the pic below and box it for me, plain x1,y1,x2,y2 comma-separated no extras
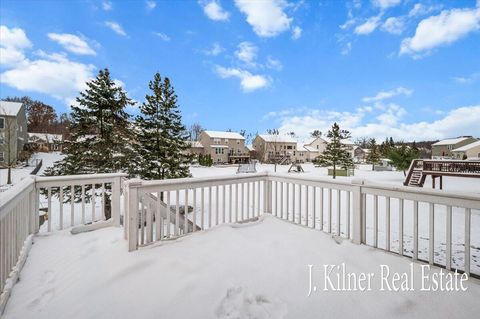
4,215,480,319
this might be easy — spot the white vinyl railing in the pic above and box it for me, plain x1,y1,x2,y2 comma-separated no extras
0,172,126,315
125,172,480,277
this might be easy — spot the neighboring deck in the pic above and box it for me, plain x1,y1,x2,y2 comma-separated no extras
404,159,480,188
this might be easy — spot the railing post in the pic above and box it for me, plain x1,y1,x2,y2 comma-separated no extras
264,175,272,214
351,179,365,245
127,180,142,251
111,176,121,227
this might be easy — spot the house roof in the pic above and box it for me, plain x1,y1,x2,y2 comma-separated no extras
432,137,474,146
28,133,63,143
258,134,297,143
203,131,245,140
304,137,327,145
0,101,23,116
303,145,319,153
452,140,480,152
188,141,204,148
246,144,254,151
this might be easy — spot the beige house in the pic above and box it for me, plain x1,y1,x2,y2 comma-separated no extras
27,133,63,152
186,140,204,156
198,131,250,164
452,140,480,159
0,101,28,165
432,137,478,158
253,134,297,164
300,137,328,162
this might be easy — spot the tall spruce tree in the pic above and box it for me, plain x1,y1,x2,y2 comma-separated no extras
366,138,382,170
44,69,135,218
316,123,354,179
135,72,191,180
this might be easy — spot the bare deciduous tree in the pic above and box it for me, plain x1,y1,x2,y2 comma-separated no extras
0,107,18,185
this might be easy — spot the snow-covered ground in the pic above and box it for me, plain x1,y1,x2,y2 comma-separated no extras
0,152,63,192
4,215,480,319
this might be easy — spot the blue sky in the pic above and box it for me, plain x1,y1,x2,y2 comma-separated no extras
1,0,479,142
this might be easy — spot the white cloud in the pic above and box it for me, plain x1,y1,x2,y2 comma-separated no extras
354,16,381,35
105,21,127,36
235,0,292,37
214,65,269,92
47,33,96,55
153,32,170,41
408,3,439,17
0,25,32,66
201,0,230,21
362,87,413,102
372,0,401,10
381,16,405,34
291,26,302,39
145,0,156,10
102,1,112,11
266,56,283,71
453,72,480,84
269,105,480,141
203,42,224,56
400,7,480,56
1,51,95,105
235,41,258,66
341,42,352,55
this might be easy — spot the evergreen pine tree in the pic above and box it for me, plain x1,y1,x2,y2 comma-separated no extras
387,144,419,176
135,72,191,180
315,123,354,179
44,68,135,218
366,138,382,170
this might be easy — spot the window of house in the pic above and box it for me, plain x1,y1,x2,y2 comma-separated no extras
0,151,4,162
287,146,293,149
0,117,4,129
316,145,319,149
0,132,4,144
213,138,221,144
225,139,228,143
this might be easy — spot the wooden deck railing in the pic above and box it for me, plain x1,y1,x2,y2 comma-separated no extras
423,160,480,175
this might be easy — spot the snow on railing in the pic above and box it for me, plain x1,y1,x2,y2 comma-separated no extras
126,172,480,278
0,172,126,315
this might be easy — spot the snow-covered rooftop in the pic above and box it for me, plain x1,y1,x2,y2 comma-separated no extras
258,134,297,143
188,141,204,148
432,137,474,146
4,215,480,319
0,101,23,116
452,140,480,152
203,131,245,140
28,133,63,143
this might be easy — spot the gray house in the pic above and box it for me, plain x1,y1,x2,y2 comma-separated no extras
0,101,28,165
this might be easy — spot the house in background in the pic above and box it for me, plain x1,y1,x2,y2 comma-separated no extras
27,133,63,152
253,134,297,164
431,136,478,158
0,101,28,165
198,131,250,164
185,140,204,156
452,140,480,160
354,147,370,163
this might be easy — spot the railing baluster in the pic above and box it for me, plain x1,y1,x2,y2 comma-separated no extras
465,208,471,276
146,200,153,243
192,189,197,232
292,184,296,223
346,191,351,238
280,182,283,219
175,189,180,235
81,185,85,225
59,186,64,230
399,198,404,256
319,187,323,230
101,183,105,220
373,195,378,248
208,186,212,228
286,183,290,221
201,188,204,230
328,188,332,233
184,188,189,234
312,186,316,229
215,185,219,225
229,184,232,222
70,185,74,227
156,191,162,240
91,184,96,222
47,187,52,232
429,203,434,265
236,183,239,222
166,191,171,238
337,190,341,236
252,182,256,217
413,200,419,260
223,184,226,223
305,185,309,227
247,182,250,219
299,184,302,225
139,199,145,245
446,205,452,270
385,196,390,251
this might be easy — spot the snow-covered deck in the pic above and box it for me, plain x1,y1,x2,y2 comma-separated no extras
3,214,480,319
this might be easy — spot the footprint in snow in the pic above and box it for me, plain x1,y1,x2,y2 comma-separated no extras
215,286,287,319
